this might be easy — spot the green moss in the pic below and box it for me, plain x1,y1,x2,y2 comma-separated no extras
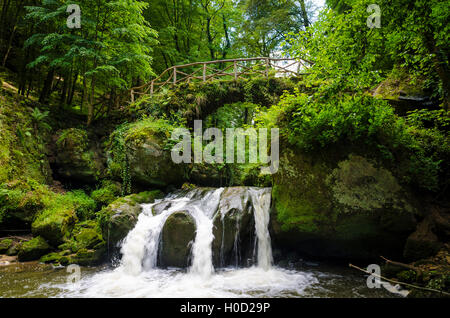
271,147,418,259
29,188,98,245
0,179,54,224
127,77,295,123
73,221,104,249
69,248,104,266
107,118,182,193
0,88,52,186
56,128,89,154
374,67,426,100
397,270,417,284
64,190,96,220
40,252,65,264
31,193,79,245
90,180,121,208
55,128,102,183
272,150,334,235
0,238,13,253
327,155,415,214
17,236,51,261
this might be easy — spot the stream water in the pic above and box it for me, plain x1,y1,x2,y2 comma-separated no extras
0,188,400,298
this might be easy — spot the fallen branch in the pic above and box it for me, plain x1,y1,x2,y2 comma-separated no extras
380,256,423,275
349,263,450,297
6,235,30,241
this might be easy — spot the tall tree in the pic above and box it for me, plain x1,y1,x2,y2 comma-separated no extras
25,0,158,124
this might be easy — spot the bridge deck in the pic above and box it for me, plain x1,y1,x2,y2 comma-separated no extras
130,57,311,101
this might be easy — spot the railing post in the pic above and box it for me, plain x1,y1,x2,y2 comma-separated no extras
173,67,177,84
131,89,134,102
150,81,154,95
234,61,237,80
203,63,206,82
265,58,269,78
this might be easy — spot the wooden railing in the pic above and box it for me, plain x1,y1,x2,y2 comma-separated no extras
130,57,310,101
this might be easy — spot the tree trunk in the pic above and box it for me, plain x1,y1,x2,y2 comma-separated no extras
68,72,78,105
87,76,96,126
39,68,55,104
2,0,23,67
299,0,310,28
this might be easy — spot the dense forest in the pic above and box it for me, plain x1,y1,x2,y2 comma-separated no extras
0,0,449,298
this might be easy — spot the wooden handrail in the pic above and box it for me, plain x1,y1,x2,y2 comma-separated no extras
130,57,311,100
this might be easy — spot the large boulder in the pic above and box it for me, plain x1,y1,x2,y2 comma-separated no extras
212,187,255,267
0,181,52,230
0,238,12,254
160,211,196,268
98,190,163,249
32,202,78,246
403,216,442,261
53,128,104,183
271,148,418,260
373,67,437,115
17,236,51,261
107,120,186,188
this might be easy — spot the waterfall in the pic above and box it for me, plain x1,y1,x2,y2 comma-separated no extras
249,188,273,270
59,187,319,298
119,187,273,277
120,198,190,275
188,206,215,277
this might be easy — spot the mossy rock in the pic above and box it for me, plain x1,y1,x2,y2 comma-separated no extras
373,67,432,115
0,180,54,227
40,251,68,264
0,238,13,253
73,221,104,250
0,88,52,187
54,128,104,183
41,247,106,266
98,190,163,249
90,180,122,209
271,147,418,260
6,241,21,256
107,120,186,188
17,236,51,261
68,248,105,266
32,204,78,246
160,211,196,268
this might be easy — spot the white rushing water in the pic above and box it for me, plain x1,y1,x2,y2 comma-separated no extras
57,188,319,298
249,188,273,270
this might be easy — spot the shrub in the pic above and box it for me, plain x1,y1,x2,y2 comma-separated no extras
260,89,448,192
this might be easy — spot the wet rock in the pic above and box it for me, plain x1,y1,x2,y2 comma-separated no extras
272,149,418,260
212,187,255,267
160,211,196,268
98,191,163,249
